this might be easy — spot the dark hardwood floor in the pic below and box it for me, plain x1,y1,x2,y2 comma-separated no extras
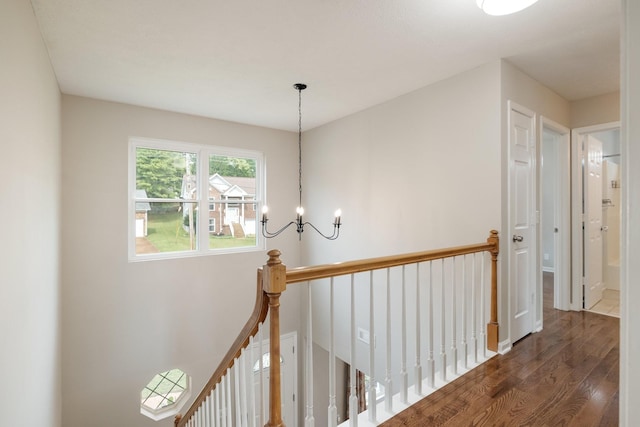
381,273,619,426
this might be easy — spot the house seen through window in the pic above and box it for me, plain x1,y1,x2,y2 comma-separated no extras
130,138,264,260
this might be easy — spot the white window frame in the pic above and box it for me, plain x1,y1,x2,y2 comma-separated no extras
140,369,191,421
128,137,265,261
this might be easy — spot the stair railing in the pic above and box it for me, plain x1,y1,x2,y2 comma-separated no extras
175,230,499,427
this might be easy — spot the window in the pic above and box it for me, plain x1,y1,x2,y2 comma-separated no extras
140,368,191,421
252,352,284,373
130,138,264,260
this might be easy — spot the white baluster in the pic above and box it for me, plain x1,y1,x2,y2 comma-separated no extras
400,265,408,404
306,281,315,426
234,358,241,426
328,277,337,427
204,395,209,427
258,323,265,426
209,392,213,427
472,254,478,364
480,252,486,358
462,255,468,370
440,259,447,382
248,335,256,427
427,261,435,389
225,368,232,427
349,274,358,426
415,262,422,396
215,382,220,427
368,270,377,423
221,374,228,427
239,350,248,427
385,268,393,413
451,257,458,376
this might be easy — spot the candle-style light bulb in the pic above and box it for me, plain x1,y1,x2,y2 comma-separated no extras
296,206,304,216
334,209,342,225
261,205,268,222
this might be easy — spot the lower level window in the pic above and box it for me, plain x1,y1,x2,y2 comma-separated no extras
140,369,191,421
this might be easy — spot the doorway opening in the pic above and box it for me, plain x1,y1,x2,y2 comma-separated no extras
571,123,621,317
540,118,571,315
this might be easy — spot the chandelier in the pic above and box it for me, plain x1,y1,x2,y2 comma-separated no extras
260,83,342,240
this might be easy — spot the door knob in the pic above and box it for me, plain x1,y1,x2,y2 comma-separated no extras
512,235,524,242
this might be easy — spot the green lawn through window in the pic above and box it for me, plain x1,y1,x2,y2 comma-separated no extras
141,209,255,254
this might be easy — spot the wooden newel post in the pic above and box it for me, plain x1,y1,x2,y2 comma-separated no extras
263,250,287,427
486,230,499,352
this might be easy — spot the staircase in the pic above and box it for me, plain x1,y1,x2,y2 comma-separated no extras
175,231,500,427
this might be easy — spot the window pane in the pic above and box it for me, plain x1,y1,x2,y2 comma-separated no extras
136,147,195,199
207,154,257,250
209,155,256,179
135,202,198,254
209,202,256,249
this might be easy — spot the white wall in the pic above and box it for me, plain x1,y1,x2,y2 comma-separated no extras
302,61,502,265
0,0,62,425
61,96,303,427
571,91,620,128
621,1,640,424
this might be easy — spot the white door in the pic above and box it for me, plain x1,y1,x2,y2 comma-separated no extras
252,333,297,426
584,135,604,309
509,102,536,343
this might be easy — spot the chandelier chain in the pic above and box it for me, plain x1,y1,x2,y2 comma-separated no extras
298,86,303,209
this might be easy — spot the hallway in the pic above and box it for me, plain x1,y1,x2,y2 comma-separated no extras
381,275,619,426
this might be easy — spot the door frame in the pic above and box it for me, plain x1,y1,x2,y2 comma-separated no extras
539,117,571,312
571,121,621,311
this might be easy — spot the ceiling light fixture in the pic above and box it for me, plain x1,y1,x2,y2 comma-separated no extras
476,0,538,16
261,83,342,240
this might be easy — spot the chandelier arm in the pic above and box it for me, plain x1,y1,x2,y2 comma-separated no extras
261,220,298,238
303,221,341,241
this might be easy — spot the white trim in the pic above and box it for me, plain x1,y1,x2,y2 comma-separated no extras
542,266,555,273
497,339,512,355
570,122,621,311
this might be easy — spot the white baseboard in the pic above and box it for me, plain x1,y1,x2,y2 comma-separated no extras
498,339,512,354
534,320,543,333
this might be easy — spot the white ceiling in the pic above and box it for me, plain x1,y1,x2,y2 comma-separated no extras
30,0,620,132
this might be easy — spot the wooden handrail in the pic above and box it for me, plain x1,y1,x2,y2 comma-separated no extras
286,236,497,285
175,268,270,427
